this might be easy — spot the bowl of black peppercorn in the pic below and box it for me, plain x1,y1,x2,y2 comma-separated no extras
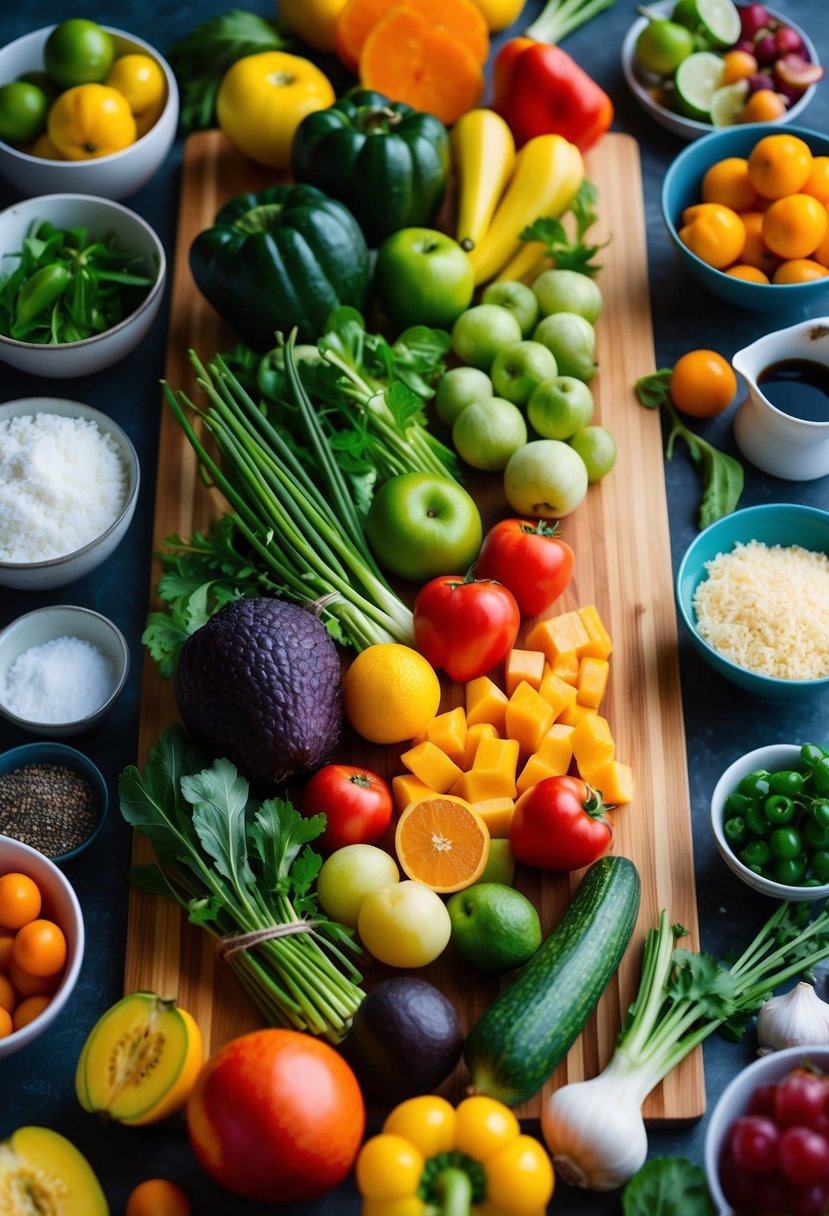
0,742,108,864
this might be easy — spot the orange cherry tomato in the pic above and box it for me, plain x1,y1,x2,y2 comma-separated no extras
669,350,738,419
11,918,66,977
125,1179,192,1216
12,994,51,1032
0,873,41,930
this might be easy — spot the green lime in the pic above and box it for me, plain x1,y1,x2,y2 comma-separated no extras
0,81,48,146
672,0,741,48
635,18,696,76
674,51,727,121
710,79,749,126
43,19,115,89
447,883,542,973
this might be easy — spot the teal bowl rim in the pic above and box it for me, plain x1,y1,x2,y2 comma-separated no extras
661,122,829,299
0,741,108,863
675,502,829,692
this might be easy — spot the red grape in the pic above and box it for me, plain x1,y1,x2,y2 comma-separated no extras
731,1115,781,1173
778,1126,829,1186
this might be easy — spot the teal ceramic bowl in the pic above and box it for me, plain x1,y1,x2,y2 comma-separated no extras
0,741,108,863
661,123,829,311
675,502,829,700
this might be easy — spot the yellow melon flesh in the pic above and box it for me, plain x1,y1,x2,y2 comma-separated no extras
0,1126,109,1215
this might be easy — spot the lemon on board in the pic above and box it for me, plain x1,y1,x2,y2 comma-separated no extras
343,643,441,744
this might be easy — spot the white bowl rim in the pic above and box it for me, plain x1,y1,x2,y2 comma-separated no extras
0,396,140,571
0,832,85,1049
675,502,829,690
0,23,178,166
622,1,819,137
0,604,130,729
0,193,166,351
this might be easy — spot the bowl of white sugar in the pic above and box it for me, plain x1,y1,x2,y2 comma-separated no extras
0,605,129,738
0,397,139,590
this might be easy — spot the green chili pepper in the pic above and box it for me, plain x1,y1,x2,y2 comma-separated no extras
769,827,802,860
745,804,770,837
723,816,748,847
813,802,829,830
769,770,805,797
764,794,795,824
813,757,829,796
812,850,829,882
773,856,807,886
741,839,771,869
804,818,829,850
738,772,772,800
12,262,70,333
724,792,752,816
801,744,828,768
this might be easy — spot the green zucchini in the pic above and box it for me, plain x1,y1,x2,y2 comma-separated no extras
463,855,641,1107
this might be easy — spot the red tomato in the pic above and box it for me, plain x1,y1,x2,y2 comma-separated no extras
413,572,520,683
186,1029,365,1204
475,518,575,618
510,775,612,872
301,764,393,852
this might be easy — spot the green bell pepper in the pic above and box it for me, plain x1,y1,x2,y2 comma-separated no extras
290,89,451,247
188,183,370,351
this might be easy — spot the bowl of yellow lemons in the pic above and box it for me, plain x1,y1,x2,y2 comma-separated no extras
0,20,178,200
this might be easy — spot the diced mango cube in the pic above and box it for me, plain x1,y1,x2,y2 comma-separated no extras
533,728,574,775
425,707,468,765
551,652,580,685
581,759,633,805
459,722,500,770
570,714,615,774
516,750,571,795
557,701,597,727
577,605,613,659
526,611,590,664
465,676,508,732
504,648,546,698
473,736,520,780
451,768,516,802
400,740,463,794
538,669,578,718
505,681,556,756
577,656,610,708
472,797,515,838
392,773,435,815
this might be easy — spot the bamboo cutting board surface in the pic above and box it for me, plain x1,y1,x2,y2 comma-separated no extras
127,129,704,1122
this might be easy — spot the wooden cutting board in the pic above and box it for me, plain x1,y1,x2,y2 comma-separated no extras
126,129,704,1121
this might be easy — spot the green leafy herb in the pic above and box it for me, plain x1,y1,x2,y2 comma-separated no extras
167,10,291,134
525,0,617,42
520,180,609,276
622,1157,714,1216
120,724,364,1042
635,369,744,529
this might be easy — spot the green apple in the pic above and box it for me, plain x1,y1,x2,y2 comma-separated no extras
533,312,598,381
569,425,618,483
527,375,595,441
490,340,559,406
481,279,540,337
435,366,493,426
446,882,541,972
504,439,589,518
452,396,528,472
374,227,475,331
365,471,483,581
451,304,522,371
532,268,603,324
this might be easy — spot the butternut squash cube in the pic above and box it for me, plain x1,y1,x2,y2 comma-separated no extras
557,701,597,728
516,750,570,795
451,767,516,802
459,722,500,770
551,652,580,685
505,682,556,756
400,740,463,794
526,611,590,664
570,713,615,774
577,605,613,659
472,797,515,838
392,773,435,815
465,676,508,732
576,656,610,708
538,669,578,718
504,648,546,698
581,759,633,806
425,707,468,765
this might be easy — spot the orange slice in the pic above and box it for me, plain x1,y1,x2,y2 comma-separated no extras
394,795,490,894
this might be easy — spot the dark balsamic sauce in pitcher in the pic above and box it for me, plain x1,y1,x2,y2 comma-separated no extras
757,359,829,422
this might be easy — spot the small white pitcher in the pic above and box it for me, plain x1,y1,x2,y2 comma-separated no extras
732,317,829,481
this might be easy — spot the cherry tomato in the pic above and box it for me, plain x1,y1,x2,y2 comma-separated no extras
475,518,574,618
11,918,66,977
775,1069,828,1129
125,1178,191,1216
0,873,41,930
730,1115,780,1173
778,1126,829,1186
301,765,393,854
413,572,520,683
510,775,613,872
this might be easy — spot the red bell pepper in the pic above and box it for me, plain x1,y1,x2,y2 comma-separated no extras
492,38,613,152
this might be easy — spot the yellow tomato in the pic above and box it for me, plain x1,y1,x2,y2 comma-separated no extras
278,0,348,52
216,51,334,170
47,83,136,159
105,53,166,136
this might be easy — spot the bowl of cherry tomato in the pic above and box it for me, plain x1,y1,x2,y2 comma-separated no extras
711,742,829,900
705,1045,829,1215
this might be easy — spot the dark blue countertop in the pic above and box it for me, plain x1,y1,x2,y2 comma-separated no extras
1,2,828,1213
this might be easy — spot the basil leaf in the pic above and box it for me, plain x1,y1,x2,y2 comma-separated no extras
622,1156,714,1216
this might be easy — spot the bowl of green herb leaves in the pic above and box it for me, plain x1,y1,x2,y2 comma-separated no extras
0,192,165,377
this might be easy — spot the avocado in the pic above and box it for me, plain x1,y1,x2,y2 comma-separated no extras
174,596,342,788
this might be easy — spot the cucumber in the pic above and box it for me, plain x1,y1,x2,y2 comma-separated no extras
463,855,641,1106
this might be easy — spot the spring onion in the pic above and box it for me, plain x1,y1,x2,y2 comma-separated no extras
525,0,617,43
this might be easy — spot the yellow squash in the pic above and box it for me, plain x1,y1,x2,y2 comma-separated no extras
451,109,516,254
277,0,349,52
467,134,584,286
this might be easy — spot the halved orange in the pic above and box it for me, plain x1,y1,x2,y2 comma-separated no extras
394,795,490,894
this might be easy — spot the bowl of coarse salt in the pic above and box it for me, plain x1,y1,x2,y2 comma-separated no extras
0,397,139,590
675,502,829,701
0,605,129,737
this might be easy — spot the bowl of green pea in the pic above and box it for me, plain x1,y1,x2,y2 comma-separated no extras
711,742,829,901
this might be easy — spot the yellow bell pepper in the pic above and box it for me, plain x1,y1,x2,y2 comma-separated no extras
277,0,349,52
47,83,136,160
355,1094,555,1216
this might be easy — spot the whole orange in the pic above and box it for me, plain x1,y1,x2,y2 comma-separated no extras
669,350,737,418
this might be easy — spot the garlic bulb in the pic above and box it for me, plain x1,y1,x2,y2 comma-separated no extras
756,983,829,1054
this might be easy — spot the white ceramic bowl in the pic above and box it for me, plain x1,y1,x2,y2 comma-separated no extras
711,743,829,901
622,2,819,141
0,193,165,377
0,606,129,737
705,1045,829,1214
0,397,140,590
0,834,84,1058
0,24,178,199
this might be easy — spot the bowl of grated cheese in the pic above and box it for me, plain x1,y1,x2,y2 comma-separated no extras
0,397,140,590
676,502,829,700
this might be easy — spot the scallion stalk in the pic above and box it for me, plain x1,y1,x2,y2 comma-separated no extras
524,0,617,43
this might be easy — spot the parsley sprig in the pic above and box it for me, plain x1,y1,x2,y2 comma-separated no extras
520,180,610,277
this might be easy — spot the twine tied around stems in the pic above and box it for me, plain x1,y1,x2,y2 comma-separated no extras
217,920,324,962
